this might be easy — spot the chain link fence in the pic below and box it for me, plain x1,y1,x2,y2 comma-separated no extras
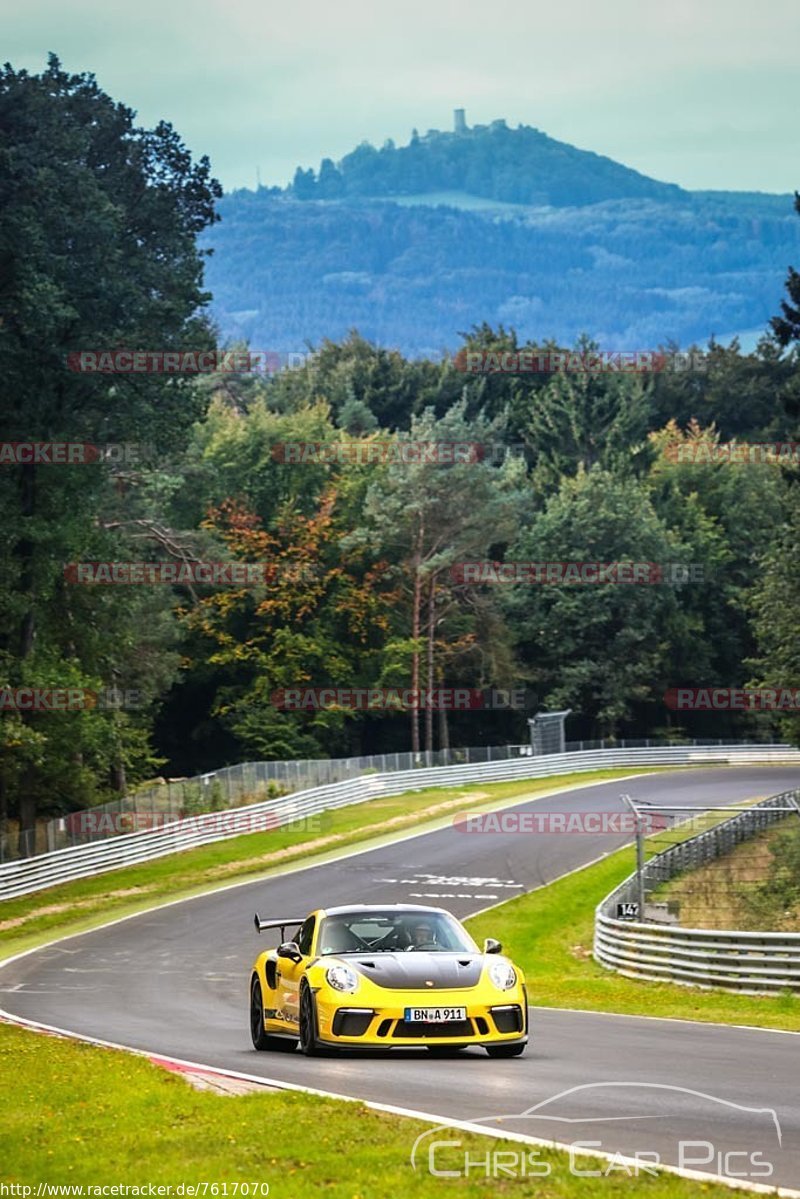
0,736,786,863
2,743,530,862
595,789,800,992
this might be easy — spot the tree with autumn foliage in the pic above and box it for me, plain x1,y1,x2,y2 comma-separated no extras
175,416,400,760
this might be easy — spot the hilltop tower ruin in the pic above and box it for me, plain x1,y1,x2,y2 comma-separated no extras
454,108,467,135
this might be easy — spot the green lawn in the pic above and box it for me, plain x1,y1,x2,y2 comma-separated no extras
652,817,800,932
0,1022,754,1198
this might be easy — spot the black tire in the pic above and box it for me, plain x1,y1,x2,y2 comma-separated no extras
250,977,296,1052
485,1042,526,1058
298,982,324,1056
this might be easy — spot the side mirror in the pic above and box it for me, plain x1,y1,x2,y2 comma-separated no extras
277,941,302,962
484,937,503,955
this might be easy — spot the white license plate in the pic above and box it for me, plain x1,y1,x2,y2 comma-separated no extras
404,1006,467,1023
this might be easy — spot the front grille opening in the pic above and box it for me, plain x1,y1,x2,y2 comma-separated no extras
490,1005,523,1034
474,1016,489,1035
332,1010,373,1037
392,1019,474,1039
377,1018,392,1037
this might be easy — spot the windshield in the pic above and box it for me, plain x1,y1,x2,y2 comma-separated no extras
317,910,477,954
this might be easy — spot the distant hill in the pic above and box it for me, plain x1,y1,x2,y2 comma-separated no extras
202,118,800,358
290,116,686,208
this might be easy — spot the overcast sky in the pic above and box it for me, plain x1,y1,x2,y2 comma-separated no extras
7,0,799,195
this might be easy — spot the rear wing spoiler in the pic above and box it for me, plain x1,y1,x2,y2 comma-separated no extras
254,913,305,940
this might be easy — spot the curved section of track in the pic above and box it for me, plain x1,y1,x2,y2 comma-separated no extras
3,768,800,1189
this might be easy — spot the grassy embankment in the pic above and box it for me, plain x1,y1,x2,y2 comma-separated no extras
0,1021,756,1197
649,816,800,932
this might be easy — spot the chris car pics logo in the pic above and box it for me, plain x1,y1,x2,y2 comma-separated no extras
410,1083,781,1182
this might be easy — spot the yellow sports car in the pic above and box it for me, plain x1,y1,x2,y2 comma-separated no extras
249,902,528,1057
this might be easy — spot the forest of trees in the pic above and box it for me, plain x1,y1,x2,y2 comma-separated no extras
2,59,800,850
205,186,800,358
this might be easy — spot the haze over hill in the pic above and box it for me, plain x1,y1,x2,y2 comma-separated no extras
289,109,686,207
203,111,800,358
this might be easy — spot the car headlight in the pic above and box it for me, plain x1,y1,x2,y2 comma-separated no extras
488,959,517,990
326,963,359,992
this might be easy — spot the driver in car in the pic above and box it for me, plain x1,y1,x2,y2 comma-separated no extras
406,920,437,950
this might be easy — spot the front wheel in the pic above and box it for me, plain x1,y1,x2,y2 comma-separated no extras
485,1042,526,1058
250,977,296,1052
298,983,324,1056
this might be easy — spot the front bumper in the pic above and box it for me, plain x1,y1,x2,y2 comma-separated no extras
316,990,528,1046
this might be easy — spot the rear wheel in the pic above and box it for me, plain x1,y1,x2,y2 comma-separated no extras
250,977,296,1052
485,1042,526,1058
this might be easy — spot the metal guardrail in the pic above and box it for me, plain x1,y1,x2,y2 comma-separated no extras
5,742,538,862
595,789,800,994
1,743,798,902
1,736,782,863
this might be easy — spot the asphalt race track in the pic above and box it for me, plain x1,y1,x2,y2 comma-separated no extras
3,768,800,1189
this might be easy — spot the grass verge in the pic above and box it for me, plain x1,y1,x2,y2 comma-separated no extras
0,767,670,961
652,817,800,931
466,815,800,1031
0,1022,755,1197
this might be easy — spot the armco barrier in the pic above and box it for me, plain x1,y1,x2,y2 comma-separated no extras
1,744,799,902
16,737,768,862
594,789,800,994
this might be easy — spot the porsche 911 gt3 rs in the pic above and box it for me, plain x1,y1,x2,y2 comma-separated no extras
248,903,528,1057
